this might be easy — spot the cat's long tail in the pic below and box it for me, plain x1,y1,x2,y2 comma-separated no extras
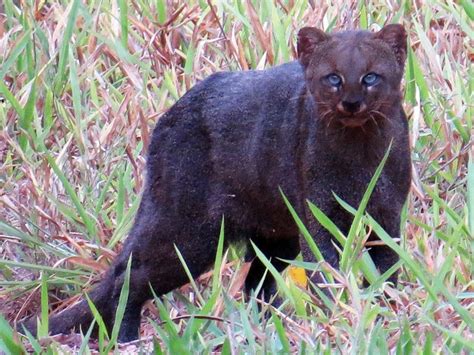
20,299,94,337
17,272,115,338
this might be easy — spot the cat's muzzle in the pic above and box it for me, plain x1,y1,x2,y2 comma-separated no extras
336,101,369,127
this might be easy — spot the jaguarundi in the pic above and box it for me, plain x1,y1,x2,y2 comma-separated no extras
21,24,411,342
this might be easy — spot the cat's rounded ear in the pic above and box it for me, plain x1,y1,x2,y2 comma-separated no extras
375,24,407,68
297,27,329,66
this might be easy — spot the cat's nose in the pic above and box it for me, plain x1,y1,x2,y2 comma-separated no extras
342,100,361,113
337,100,366,114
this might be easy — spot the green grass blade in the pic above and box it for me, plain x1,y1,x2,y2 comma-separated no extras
78,320,96,354
339,141,392,272
467,153,474,235
118,0,129,49
1,259,87,276
271,311,290,353
280,189,324,262
438,286,474,331
46,154,97,238
280,188,334,284
18,327,42,353
425,317,474,351
364,213,437,301
359,3,368,29
108,195,140,248
425,186,470,236
156,0,167,24
365,259,402,291
94,167,118,215
355,252,381,285
306,197,383,283
211,217,225,292
116,171,125,225
184,42,197,75
68,47,83,134
85,292,109,345
0,81,23,116
250,241,301,313
19,78,37,151
107,255,132,350
239,305,257,350
0,315,24,355
54,0,80,92
174,245,205,305
0,29,32,80
306,200,346,245
39,272,49,338
460,0,474,20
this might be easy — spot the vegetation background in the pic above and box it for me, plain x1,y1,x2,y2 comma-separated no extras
0,0,472,353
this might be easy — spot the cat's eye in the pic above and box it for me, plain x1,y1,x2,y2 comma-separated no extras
327,74,342,87
362,73,379,86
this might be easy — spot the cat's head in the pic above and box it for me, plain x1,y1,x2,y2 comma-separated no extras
297,25,407,128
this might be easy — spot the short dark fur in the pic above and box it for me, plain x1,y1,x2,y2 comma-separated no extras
21,25,411,342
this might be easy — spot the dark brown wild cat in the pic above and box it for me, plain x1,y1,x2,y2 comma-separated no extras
21,24,411,342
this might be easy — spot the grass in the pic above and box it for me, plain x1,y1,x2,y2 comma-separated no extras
0,0,472,353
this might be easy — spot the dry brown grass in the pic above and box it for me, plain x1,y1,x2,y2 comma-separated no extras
0,0,472,352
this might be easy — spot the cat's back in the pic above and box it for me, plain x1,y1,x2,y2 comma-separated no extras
146,61,307,214
202,60,304,105
155,61,305,134
203,60,303,100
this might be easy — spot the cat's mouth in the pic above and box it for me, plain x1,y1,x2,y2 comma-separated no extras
335,102,371,127
339,116,369,127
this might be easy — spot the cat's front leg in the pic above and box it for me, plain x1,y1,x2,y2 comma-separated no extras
299,213,342,291
366,208,402,285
